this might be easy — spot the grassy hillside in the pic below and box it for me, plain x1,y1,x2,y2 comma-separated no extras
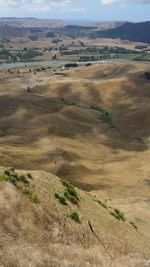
0,63,150,188
0,167,150,267
0,62,150,266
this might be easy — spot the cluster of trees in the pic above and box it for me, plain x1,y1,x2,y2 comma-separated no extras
52,39,62,44
0,49,11,59
55,25,97,39
0,48,42,62
60,45,143,58
17,48,42,60
28,36,39,41
86,46,141,54
133,53,150,62
46,31,56,38
145,72,150,80
135,45,148,50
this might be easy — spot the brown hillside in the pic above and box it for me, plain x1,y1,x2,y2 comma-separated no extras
0,62,150,257
0,167,150,266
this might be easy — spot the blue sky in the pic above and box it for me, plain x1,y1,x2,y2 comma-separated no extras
0,0,149,22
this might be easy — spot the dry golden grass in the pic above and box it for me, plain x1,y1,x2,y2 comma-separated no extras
0,62,150,265
0,63,149,196
0,168,150,267
1,244,150,267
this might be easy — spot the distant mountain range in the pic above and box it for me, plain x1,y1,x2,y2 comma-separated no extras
90,21,150,43
0,17,66,28
0,19,150,44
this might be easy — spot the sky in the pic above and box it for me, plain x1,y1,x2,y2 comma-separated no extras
0,0,149,22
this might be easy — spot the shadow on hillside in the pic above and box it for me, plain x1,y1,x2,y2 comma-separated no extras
110,78,150,134
0,75,150,191
0,78,149,152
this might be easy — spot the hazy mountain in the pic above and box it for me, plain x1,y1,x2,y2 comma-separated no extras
90,21,150,43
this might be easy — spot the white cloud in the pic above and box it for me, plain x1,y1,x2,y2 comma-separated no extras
101,0,150,4
101,0,120,4
0,0,80,9
63,7,85,12
0,0,149,10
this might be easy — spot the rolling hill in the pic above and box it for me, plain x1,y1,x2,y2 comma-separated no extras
0,62,150,266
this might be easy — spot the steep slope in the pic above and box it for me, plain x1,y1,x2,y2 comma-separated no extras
0,167,150,267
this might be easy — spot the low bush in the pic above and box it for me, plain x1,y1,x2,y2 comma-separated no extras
55,193,67,205
90,106,115,128
110,209,126,221
23,188,39,203
2,169,29,185
90,105,102,112
97,200,108,209
101,110,112,124
114,209,125,221
61,179,79,205
27,173,33,179
69,212,80,223
129,221,138,230
64,191,78,205
1,169,39,203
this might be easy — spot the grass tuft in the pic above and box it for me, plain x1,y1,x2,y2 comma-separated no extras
69,212,80,223
110,209,126,221
0,169,39,203
97,200,108,209
64,191,78,205
55,193,67,206
27,173,33,179
129,221,138,230
23,188,39,203
1,169,29,185
61,178,79,205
